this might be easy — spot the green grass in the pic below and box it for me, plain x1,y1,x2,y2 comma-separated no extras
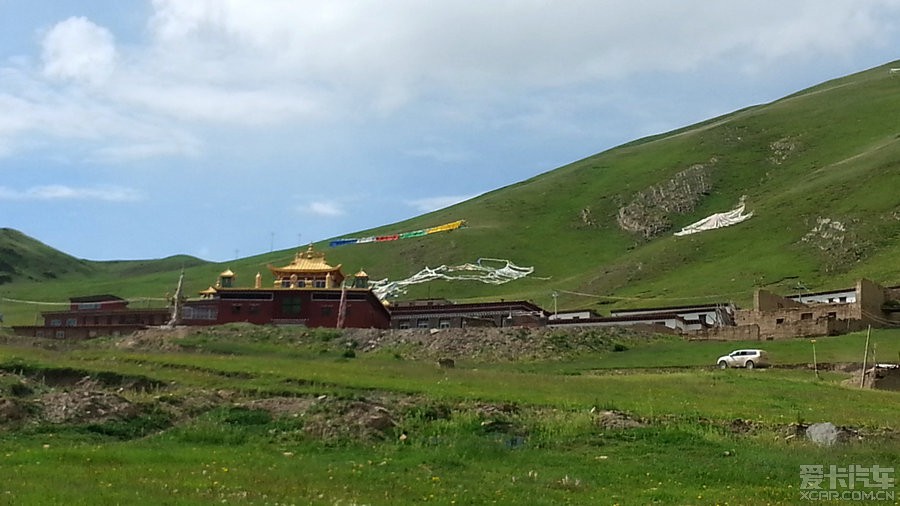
3,429,895,505
1,329,898,504
3,62,900,326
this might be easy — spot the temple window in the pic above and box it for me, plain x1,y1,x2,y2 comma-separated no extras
282,297,302,316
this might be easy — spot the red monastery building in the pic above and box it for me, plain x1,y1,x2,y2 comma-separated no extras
181,245,390,329
11,294,170,339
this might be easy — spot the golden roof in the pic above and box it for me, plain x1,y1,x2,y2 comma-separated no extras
355,269,368,277
269,245,342,274
200,286,218,295
220,268,235,277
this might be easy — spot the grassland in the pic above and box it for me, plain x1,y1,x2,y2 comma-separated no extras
1,59,899,505
3,61,900,327
0,326,897,504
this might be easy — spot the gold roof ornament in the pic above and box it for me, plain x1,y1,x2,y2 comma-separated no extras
220,268,235,277
355,268,368,278
268,244,342,275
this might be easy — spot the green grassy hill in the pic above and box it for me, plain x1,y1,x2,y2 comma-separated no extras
0,228,95,285
2,61,899,324
313,60,900,308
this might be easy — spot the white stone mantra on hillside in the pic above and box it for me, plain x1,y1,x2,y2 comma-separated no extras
673,202,753,236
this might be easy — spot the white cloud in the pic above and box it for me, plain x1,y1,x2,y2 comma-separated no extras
407,195,474,213
404,146,470,164
90,138,202,163
305,201,344,217
0,184,142,202
1,1,898,165
41,17,117,86
142,1,900,91
1,1,898,260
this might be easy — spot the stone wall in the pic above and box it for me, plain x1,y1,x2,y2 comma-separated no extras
857,278,886,323
688,324,760,341
753,289,805,311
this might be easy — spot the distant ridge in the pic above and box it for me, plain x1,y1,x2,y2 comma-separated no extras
0,228,94,285
2,61,899,325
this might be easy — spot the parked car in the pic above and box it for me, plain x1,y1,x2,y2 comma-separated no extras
717,349,768,369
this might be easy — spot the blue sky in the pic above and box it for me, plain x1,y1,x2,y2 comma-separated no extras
2,1,899,262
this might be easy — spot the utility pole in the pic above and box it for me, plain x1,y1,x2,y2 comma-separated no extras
811,339,819,380
860,325,871,388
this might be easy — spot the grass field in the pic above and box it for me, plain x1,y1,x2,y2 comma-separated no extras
3,61,900,328
0,326,897,504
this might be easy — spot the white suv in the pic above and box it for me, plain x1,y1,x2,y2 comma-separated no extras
717,349,768,369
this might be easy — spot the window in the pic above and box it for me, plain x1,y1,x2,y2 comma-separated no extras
398,320,410,329
55,330,65,339
800,313,813,320
775,318,784,324
66,318,77,327
77,302,101,311
232,304,242,314
827,312,837,320
282,297,302,316
184,306,217,320
839,297,847,303
314,280,326,288
438,319,451,329
281,279,292,288
417,319,430,329
50,319,62,327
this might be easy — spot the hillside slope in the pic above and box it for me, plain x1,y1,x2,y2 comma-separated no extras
315,60,900,309
0,228,95,285
2,61,899,323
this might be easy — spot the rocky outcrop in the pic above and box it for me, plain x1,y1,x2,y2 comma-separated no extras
769,136,800,165
617,160,715,238
801,217,867,272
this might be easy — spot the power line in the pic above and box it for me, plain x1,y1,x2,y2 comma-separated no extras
1,296,167,306
556,289,746,302
861,309,900,327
